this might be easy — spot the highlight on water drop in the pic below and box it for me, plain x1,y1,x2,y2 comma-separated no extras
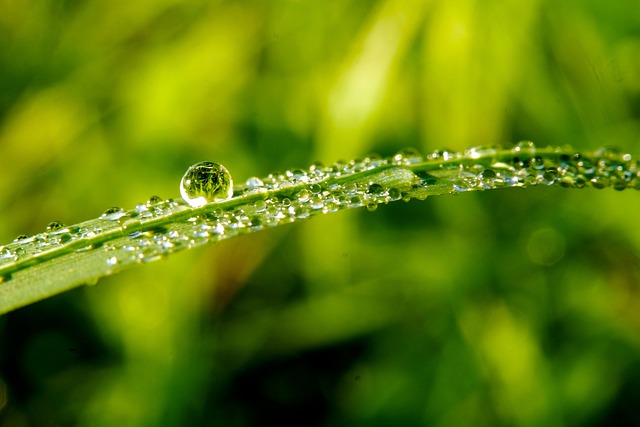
180,161,234,208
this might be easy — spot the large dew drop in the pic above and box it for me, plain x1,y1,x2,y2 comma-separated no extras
180,162,234,208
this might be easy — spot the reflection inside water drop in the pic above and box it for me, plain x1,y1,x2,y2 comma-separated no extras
180,162,234,208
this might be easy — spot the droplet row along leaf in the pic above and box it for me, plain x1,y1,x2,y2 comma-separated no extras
1,143,638,314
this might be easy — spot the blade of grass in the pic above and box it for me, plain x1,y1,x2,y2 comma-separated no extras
0,144,637,315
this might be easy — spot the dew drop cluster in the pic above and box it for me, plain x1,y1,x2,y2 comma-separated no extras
1,143,638,283
449,143,640,193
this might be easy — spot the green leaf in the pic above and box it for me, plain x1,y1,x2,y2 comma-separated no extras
0,144,637,315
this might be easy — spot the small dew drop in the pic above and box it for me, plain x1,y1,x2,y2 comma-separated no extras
512,140,536,154
612,178,628,191
146,195,163,206
254,200,267,212
465,146,497,159
388,188,401,201
250,217,262,228
590,176,609,189
367,183,384,195
46,221,66,232
309,162,329,180
574,176,587,188
415,171,439,186
0,246,13,260
101,207,126,221
297,189,311,202
309,184,322,194
311,195,324,210
392,148,424,165
542,169,558,185
246,176,264,188
530,156,545,170
559,176,574,188
453,180,471,192
85,277,99,287
180,161,234,208
286,169,308,183
481,169,496,179
120,218,141,232
594,146,621,159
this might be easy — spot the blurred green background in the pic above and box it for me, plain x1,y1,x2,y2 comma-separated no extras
1,0,640,425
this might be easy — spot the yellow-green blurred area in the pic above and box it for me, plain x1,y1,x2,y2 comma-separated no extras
1,0,640,425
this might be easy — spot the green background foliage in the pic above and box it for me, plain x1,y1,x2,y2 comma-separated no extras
1,0,640,425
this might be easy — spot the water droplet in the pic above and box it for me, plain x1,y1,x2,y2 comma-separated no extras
286,169,308,183
539,168,557,185
367,183,384,195
574,176,587,188
392,148,423,165
46,221,66,232
308,163,329,180
594,146,621,159
388,188,401,201
246,176,264,188
85,277,99,286
309,184,322,194
254,200,267,212
139,247,164,263
310,195,324,210
364,153,386,168
324,199,339,213
481,169,496,179
250,217,262,228
101,207,126,221
146,195,163,206
453,179,471,192
612,178,628,191
479,169,496,189
512,141,536,154
0,246,15,260
120,217,141,232
180,161,233,208
135,204,149,213
297,189,311,202
530,156,545,170
559,176,574,188
464,146,497,159
590,176,609,189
